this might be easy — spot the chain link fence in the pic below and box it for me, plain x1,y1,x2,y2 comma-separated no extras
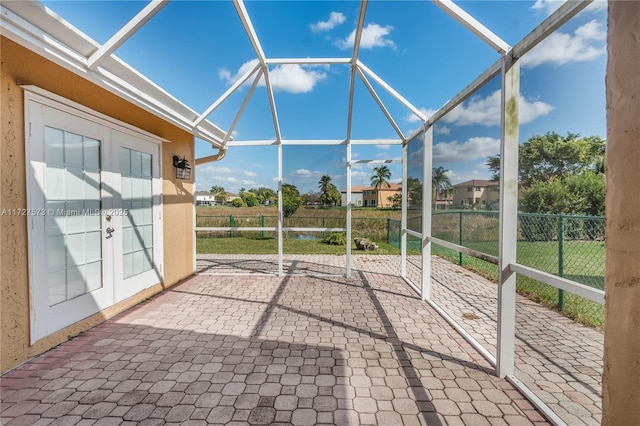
197,215,389,242
389,212,605,325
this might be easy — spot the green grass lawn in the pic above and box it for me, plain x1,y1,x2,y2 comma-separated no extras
196,236,406,256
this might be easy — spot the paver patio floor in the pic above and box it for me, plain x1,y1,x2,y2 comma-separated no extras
197,254,604,425
1,255,549,425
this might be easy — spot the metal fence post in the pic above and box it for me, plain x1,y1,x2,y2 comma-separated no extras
558,215,565,310
230,215,234,238
322,216,326,239
384,221,389,245
260,215,264,239
459,211,463,266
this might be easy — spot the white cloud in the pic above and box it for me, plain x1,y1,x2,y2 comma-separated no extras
269,64,327,94
405,107,437,123
435,125,451,135
433,137,500,164
351,170,372,187
521,20,606,68
531,0,563,16
311,12,346,32
219,59,327,94
195,164,265,193
219,59,259,85
204,166,258,178
336,23,396,50
531,0,606,16
519,96,555,125
291,169,323,178
443,90,553,126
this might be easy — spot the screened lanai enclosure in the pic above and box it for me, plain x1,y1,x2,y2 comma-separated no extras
1,0,619,425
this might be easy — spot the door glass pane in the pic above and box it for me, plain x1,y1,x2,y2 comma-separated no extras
120,147,153,279
49,270,66,306
64,132,84,168
45,127,64,165
66,168,84,199
66,266,85,299
85,261,102,293
44,126,103,306
84,138,101,170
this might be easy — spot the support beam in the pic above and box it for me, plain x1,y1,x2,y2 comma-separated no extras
277,143,283,277
221,69,263,144
344,2,364,274
358,61,427,122
225,139,402,146
496,55,520,378
194,62,261,128
352,159,402,164
511,0,593,60
345,0,368,144
264,71,283,143
421,126,433,301
351,139,402,145
432,0,510,55
429,59,502,126
87,0,169,70
401,143,408,278
232,0,281,142
232,0,266,64
265,58,351,65
603,1,640,422
346,143,352,278
356,67,406,141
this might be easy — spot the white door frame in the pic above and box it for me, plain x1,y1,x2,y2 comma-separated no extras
24,86,164,344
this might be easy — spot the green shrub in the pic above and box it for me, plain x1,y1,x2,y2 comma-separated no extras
232,198,245,207
323,232,346,245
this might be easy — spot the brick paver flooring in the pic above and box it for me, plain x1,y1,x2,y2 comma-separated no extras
198,254,603,425
0,255,550,425
429,257,603,426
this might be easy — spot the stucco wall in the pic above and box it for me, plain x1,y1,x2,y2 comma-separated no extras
1,37,196,373
602,1,640,423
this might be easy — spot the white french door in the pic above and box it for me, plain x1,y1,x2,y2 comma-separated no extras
110,131,162,302
26,89,163,343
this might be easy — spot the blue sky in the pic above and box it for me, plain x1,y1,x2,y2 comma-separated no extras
41,0,607,194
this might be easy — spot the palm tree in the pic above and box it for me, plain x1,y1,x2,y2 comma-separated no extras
370,165,391,190
318,175,332,194
432,167,452,204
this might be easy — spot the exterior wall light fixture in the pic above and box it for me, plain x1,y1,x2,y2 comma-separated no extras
173,155,191,180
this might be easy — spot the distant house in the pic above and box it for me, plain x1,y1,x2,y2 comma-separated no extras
452,179,500,208
196,191,217,206
340,186,366,207
226,193,241,203
434,193,454,209
341,183,401,208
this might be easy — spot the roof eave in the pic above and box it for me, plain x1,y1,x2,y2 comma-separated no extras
0,1,227,148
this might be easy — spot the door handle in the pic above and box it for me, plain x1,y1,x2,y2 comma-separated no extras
106,227,115,235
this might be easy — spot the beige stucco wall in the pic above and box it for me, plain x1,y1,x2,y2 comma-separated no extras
362,188,400,208
602,1,640,423
1,37,196,373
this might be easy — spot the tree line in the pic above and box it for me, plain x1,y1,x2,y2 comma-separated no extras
487,131,605,216
209,164,455,216
208,132,603,218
